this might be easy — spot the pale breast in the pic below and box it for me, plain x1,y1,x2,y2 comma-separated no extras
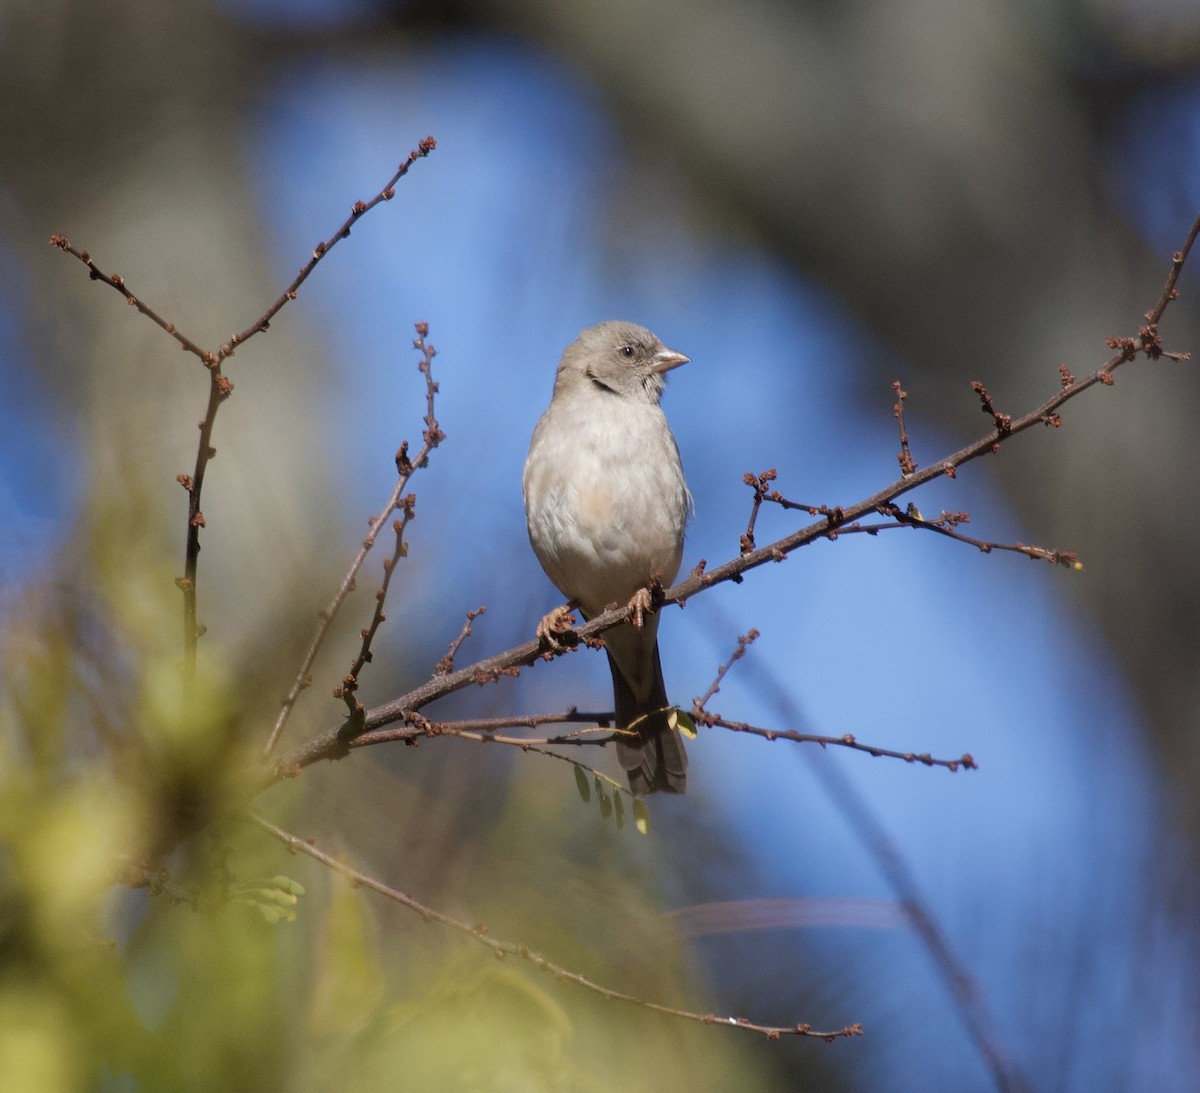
524,389,689,616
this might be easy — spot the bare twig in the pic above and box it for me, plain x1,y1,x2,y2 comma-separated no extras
249,813,863,1041
436,606,487,675
693,629,760,711
334,494,417,723
47,236,210,360
221,140,437,359
351,721,615,749
695,712,976,772
871,504,1080,567
892,380,917,476
757,501,1078,568
264,323,443,756
970,380,1012,437
740,471,777,554
366,708,611,734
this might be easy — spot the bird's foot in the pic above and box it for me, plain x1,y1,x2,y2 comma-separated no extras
627,587,653,629
536,604,577,651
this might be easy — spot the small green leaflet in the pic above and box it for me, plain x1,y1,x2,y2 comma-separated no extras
667,708,698,740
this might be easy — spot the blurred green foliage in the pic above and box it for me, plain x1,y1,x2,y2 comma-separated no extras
0,495,781,1092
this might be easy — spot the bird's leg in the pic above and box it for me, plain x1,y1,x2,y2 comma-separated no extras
627,586,653,629
536,602,578,651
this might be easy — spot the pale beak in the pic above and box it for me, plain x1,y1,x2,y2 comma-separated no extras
651,348,689,374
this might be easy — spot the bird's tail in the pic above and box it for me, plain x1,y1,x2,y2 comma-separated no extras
609,642,688,795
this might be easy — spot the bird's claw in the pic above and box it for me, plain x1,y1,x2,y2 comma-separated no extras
627,587,653,629
536,604,577,651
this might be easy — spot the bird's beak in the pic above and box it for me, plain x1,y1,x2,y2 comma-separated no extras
651,348,689,374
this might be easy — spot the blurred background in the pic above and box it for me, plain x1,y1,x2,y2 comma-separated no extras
3,1,1200,1090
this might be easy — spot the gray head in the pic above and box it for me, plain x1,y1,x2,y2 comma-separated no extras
554,320,688,403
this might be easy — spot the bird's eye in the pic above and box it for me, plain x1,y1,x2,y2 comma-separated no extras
618,345,635,359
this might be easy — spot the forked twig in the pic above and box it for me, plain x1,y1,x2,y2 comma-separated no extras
51,137,438,683
436,606,487,675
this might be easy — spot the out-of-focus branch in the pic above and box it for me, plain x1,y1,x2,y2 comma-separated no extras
249,813,863,1041
732,650,1032,1091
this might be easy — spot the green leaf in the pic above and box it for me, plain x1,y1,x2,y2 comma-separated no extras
633,798,651,835
595,778,612,820
613,790,625,830
246,900,296,924
269,875,306,897
667,708,698,740
231,874,306,923
573,764,590,802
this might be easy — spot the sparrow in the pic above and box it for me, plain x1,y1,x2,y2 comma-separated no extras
523,321,691,794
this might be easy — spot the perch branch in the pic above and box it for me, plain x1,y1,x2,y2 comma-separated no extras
269,210,1198,784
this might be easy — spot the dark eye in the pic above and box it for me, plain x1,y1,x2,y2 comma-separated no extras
618,344,635,359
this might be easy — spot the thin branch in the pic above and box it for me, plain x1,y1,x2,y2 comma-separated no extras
249,813,862,1041
47,235,210,361
892,380,917,476
690,632,974,772
870,505,1080,567
217,138,437,361
46,238,235,671
740,471,777,554
695,712,976,772
759,502,1079,568
268,211,1199,784
178,368,232,673
693,629,760,711
264,323,443,756
436,606,487,675
970,380,1012,436
368,708,612,733
334,494,417,723
351,721,615,749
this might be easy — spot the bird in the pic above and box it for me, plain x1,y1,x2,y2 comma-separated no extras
523,321,691,795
